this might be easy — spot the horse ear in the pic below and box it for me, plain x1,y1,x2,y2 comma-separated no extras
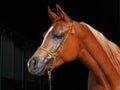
48,6,59,21
56,4,70,22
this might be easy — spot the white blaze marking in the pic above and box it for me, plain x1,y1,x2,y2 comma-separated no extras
41,26,54,46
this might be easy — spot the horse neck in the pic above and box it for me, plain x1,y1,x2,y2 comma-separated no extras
74,22,120,88
85,23,120,74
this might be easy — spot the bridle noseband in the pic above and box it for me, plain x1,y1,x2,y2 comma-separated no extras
38,21,73,90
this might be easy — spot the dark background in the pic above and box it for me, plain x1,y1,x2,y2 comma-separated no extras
0,0,119,90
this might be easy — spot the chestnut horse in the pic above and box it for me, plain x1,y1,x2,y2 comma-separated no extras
27,5,120,90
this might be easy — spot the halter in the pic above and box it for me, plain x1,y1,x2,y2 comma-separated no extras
38,20,73,90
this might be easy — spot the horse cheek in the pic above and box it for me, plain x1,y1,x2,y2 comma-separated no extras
62,41,79,62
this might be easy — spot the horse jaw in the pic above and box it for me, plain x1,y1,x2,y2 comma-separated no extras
46,57,65,69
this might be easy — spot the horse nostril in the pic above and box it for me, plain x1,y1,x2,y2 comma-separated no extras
28,58,37,68
31,59,36,66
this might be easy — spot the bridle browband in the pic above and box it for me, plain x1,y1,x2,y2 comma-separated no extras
38,20,73,90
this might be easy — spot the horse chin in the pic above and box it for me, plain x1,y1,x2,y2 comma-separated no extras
28,62,47,76
34,64,54,76
30,66,46,76
37,66,46,76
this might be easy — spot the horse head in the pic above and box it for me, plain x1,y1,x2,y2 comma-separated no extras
27,5,81,75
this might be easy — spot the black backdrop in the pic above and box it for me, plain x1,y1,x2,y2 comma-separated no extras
0,0,119,90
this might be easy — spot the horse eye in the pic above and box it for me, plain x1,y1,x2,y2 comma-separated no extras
53,32,63,39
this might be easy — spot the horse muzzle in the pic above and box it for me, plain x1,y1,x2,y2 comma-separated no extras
27,54,55,76
27,56,48,76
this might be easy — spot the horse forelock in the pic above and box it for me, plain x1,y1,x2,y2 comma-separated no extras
80,22,120,74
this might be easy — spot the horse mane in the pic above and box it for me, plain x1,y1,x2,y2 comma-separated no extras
80,22,120,74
